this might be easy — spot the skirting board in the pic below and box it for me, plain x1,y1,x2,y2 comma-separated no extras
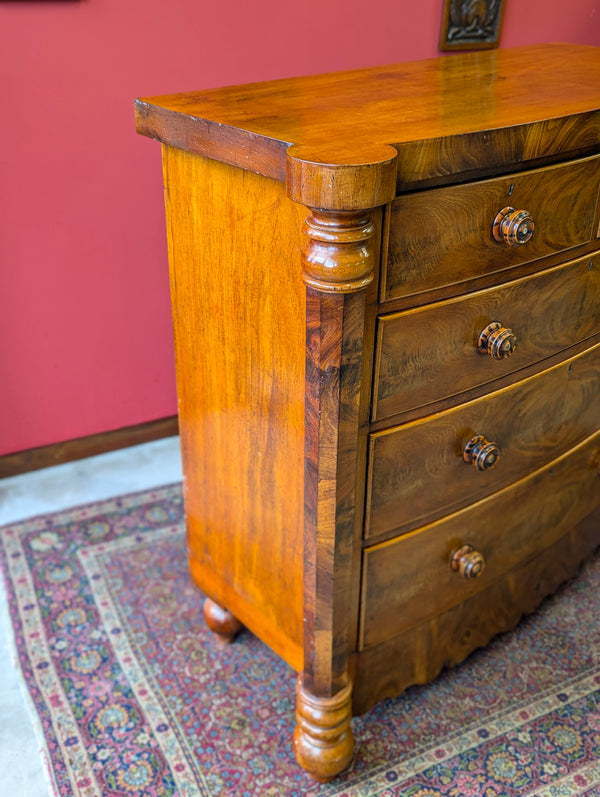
0,416,179,479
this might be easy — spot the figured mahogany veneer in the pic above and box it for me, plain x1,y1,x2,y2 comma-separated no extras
135,44,600,782
361,430,600,650
373,253,600,421
382,155,600,302
367,343,600,542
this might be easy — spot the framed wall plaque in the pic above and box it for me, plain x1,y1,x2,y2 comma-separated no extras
439,0,506,51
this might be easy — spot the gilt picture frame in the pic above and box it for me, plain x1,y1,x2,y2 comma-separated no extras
439,0,506,51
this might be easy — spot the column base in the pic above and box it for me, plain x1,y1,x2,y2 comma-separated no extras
293,674,354,782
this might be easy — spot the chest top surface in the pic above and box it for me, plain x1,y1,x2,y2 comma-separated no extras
136,43,600,193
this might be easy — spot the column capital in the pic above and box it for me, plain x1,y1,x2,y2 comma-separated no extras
286,142,398,211
300,209,378,294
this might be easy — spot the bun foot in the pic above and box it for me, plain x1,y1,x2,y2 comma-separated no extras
203,597,243,643
293,674,354,782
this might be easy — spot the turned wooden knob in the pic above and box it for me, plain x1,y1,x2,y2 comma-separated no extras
492,206,534,246
478,321,517,359
451,544,485,579
463,434,500,470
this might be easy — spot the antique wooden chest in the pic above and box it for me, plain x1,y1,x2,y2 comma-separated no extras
135,43,600,780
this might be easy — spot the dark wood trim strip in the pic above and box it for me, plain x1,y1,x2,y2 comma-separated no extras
0,416,179,479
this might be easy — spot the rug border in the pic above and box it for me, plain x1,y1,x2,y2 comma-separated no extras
0,482,184,535
81,524,210,797
0,559,59,797
0,483,184,797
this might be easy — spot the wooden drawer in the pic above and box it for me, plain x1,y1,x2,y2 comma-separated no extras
373,252,600,422
366,342,600,542
381,155,600,303
354,505,600,715
359,430,600,651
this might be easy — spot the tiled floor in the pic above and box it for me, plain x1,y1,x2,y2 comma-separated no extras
0,436,183,797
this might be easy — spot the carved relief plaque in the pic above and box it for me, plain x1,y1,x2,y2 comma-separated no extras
439,0,506,51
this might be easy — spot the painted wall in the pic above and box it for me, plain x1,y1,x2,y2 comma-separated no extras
0,0,598,456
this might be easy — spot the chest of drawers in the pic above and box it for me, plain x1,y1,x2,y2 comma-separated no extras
135,43,600,782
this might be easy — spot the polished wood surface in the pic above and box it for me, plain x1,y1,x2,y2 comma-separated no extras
287,144,397,212
294,206,383,774
367,343,600,541
300,209,383,697
352,504,600,715
136,44,600,190
382,156,600,302
137,44,600,782
374,253,600,421
293,675,354,782
361,430,600,651
203,597,243,643
161,147,307,671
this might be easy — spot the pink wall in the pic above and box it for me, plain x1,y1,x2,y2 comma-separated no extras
0,0,598,456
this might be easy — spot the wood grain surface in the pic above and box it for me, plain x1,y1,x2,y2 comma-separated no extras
360,430,600,650
351,504,600,715
161,146,308,671
374,252,600,421
299,206,382,696
382,155,600,303
367,343,600,542
294,203,383,781
136,44,600,190
286,143,398,212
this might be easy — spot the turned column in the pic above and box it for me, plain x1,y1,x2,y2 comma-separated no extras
286,144,398,781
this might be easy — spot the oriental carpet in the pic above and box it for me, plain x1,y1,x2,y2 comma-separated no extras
1,484,599,797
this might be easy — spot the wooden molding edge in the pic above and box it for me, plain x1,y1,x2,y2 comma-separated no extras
0,416,179,479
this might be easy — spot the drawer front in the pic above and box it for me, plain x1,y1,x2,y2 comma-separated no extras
354,506,600,715
373,252,600,422
366,342,600,542
359,430,600,650
382,155,600,303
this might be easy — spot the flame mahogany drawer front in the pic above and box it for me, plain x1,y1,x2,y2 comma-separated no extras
373,252,600,422
381,155,600,304
135,44,600,783
366,342,600,543
360,430,600,651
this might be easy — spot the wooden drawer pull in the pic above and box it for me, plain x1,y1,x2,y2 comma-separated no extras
463,434,500,470
451,544,485,579
492,206,534,246
478,321,517,359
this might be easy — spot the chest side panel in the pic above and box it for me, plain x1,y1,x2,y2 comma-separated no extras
162,147,308,670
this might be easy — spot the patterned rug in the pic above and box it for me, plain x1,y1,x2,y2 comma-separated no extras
1,485,599,797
